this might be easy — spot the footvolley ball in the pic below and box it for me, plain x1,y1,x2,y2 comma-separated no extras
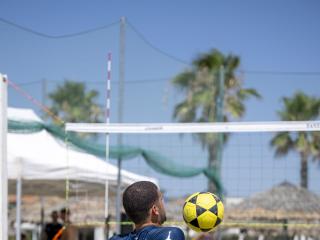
182,192,224,232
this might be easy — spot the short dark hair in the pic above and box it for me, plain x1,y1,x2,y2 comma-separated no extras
123,181,159,224
60,208,70,215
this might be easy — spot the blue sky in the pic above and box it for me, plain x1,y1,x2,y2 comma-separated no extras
1,0,320,197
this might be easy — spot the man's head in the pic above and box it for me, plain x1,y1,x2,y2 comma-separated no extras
51,210,59,222
123,181,166,225
60,208,71,223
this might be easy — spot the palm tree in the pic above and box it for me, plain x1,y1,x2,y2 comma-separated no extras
270,92,320,188
172,49,260,193
48,80,103,139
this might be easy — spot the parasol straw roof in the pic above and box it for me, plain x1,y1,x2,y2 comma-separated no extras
227,181,320,221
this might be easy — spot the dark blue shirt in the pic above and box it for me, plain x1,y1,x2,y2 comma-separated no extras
109,225,185,240
44,222,63,240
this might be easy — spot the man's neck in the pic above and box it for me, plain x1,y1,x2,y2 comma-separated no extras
135,222,160,231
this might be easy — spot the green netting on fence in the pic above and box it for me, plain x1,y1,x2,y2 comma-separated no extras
8,120,223,193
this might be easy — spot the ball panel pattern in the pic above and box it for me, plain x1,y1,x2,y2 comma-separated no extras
183,192,224,232
196,192,216,209
217,201,224,220
183,202,197,222
197,211,217,229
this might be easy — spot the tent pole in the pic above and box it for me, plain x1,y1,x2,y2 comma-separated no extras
16,176,22,240
0,74,8,240
40,197,45,239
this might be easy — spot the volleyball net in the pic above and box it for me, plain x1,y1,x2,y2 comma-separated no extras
64,121,320,236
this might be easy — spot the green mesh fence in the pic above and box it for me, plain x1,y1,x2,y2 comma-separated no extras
8,120,223,193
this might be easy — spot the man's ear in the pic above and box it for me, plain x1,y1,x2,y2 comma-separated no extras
151,205,159,215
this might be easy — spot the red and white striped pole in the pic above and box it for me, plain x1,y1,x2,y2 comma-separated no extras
105,53,112,222
106,53,112,124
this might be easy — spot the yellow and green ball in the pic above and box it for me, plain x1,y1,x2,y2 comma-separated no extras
182,192,224,232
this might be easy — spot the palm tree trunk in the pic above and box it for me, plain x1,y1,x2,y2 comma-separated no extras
300,152,308,188
208,143,218,193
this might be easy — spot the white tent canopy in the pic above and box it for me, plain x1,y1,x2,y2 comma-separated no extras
7,107,156,196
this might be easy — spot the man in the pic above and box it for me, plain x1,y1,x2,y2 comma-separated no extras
59,208,77,240
59,208,71,225
110,181,185,240
44,210,63,240
51,208,77,240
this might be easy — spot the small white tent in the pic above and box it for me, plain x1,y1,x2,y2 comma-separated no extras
7,107,156,196
6,107,156,240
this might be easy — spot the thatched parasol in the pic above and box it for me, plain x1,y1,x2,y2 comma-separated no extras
226,182,320,237
226,181,320,221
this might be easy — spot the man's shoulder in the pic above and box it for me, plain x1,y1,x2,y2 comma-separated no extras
152,226,183,233
109,226,185,240
109,233,130,240
148,226,185,240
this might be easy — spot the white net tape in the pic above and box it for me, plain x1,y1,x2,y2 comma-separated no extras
66,121,320,134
